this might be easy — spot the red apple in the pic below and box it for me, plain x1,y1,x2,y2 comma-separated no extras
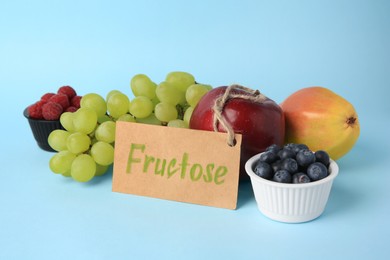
190,85,285,180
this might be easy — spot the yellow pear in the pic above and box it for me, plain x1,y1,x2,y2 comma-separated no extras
280,86,360,160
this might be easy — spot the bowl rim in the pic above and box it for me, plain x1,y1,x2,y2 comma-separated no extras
245,152,339,188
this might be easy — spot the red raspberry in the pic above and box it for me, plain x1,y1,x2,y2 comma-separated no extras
71,95,82,108
42,102,63,120
58,86,77,99
49,93,70,110
65,106,78,113
27,100,46,119
41,92,55,102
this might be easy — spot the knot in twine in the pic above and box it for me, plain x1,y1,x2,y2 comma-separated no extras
212,84,267,147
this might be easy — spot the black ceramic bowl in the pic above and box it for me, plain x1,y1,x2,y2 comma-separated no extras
23,107,64,152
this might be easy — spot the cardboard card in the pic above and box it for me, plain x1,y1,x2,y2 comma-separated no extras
112,121,242,210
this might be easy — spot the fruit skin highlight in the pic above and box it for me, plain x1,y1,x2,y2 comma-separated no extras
280,86,360,160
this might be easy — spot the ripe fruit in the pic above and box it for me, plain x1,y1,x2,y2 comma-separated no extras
58,86,77,99
252,143,331,184
292,172,311,183
41,93,55,102
307,162,328,181
280,86,360,160
42,102,63,120
49,93,70,110
190,85,285,180
28,100,46,119
273,170,292,183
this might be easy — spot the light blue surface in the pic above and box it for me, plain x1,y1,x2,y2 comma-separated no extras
1,0,389,259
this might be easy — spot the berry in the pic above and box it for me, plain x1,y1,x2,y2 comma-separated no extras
256,143,333,184
296,149,316,167
49,93,70,110
71,95,82,108
281,158,298,174
271,160,282,173
307,162,328,181
292,172,311,183
315,150,330,166
278,148,295,160
42,102,63,120
259,151,278,164
253,161,273,180
41,92,55,102
284,143,297,151
265,144,281,154
293,143,309,154
58,86,77,99
273,170,292,183
28,100,46,119
65,106,78,113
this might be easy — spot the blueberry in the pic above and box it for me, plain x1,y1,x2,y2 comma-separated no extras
271,160,283,173
307,162,328,181
259,151,278,164
265,144,282,154
281,158,298,174
315,150,330,166
296,149,316,167
272,170,292,183
293,144,309,154
284,143,297,151
277,148,295,160
292,172,311,183
253,161,273,180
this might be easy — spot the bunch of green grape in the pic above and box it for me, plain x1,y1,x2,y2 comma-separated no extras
47,71,212,182
47,92,122,182
130,71,212,127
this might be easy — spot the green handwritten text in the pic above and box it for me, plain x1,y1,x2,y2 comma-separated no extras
126,143,228,185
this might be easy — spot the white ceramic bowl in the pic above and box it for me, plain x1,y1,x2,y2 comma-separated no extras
245,152,339,223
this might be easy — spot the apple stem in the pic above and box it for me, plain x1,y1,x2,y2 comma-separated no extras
212,84,267,147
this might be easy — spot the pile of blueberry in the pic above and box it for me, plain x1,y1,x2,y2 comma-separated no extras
253,143,331,184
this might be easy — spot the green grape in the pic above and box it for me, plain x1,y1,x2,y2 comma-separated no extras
130,74,157,99
80,93,107,118
166,71,195,93
95,163,109,176
66,132,91,154
73,107,98,134
90,141,114,166
156,81,184,105
95,121,116,143
185,84,210,107
98,114,112,124
60,112,75,132
136,113,161,125
49,150,76,174
167,119,188,128
183,106,194,125
107,92,129,118
203,84,213,91
129,96,154,119
71,154,96,182
48,129,71,151
151,95,160,106
154,102,178,123
106,90,122,101
117,113,136,122
62,170,71,177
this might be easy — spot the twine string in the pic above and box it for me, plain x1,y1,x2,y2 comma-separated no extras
212,84,267,147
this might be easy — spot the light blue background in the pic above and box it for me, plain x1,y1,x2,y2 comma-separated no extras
1,0,389,259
